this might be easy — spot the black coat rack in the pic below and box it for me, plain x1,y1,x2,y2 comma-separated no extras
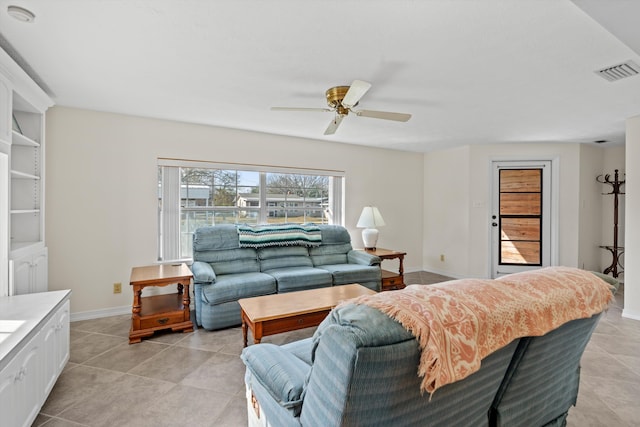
596,169,625,278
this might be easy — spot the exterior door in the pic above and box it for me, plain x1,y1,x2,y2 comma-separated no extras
491,161,551,277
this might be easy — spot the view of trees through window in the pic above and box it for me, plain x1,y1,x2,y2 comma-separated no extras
159,165,333,259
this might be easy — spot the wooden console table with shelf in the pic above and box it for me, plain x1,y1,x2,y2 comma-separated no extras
129,263,193,344
362,248,406,291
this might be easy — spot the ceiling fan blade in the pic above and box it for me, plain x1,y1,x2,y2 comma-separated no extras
355,109,411,122
271,107,332,112
341,80,372,109
324,114,345,135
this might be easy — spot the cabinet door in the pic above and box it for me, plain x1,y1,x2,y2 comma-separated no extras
42,317,58,395
10,248,48,295
1,337,43,427
43,300,70,394
56,300,71,371
11,254,32,295
31,248,48,293
0,357,19,427
17,344,43,427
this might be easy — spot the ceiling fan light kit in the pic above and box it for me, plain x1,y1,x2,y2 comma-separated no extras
272,79,411,135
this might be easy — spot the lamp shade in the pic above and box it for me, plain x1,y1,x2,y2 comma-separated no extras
357,207,385,249
357,206,385,228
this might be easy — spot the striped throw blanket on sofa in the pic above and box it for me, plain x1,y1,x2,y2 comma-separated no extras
237,223,322,248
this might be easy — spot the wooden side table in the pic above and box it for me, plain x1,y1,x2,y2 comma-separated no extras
362,248,407,291
129,263,194,344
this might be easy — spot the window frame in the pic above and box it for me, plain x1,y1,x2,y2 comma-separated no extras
157,158,345,262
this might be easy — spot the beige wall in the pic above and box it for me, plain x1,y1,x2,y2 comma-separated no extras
624,115,640,320
422,142,623,279
45,105,632,318
423,145,471,277
45,106,424,316
579,144,605,272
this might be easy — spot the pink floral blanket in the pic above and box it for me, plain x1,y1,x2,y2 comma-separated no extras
346,267,613,395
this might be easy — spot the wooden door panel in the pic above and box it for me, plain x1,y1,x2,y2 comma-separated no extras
499,194,541,215
499,170,542,192
501,241,541,264
501,218,540,240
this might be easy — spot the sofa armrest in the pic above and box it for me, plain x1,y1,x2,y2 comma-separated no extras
191,261,216,283
348,250,381,266
241,343,310,414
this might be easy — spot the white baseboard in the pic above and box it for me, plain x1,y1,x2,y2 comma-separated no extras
71,306,131,322
622,309,640,322
70,303,196,322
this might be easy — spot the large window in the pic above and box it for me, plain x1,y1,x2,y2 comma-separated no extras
158,159,344,260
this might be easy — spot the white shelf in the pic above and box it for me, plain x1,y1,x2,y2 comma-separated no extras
10,209,40,214
10,170,40,180
11,130,39,147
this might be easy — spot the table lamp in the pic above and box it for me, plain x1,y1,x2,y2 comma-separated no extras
356,206,385,249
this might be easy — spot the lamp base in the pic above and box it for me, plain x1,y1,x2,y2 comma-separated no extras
362,228,379,250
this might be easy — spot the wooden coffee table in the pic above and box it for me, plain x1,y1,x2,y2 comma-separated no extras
238,284,376,347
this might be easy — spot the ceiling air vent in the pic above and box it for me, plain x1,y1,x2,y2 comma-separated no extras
596,60,640,82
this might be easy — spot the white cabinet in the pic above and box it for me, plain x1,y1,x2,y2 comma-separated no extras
10,247,48,295
0,45,53,296
42,299,70,395
0,290,71,427
0,339,43,427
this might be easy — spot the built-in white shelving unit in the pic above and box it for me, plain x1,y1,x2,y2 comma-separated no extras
0,46,53,296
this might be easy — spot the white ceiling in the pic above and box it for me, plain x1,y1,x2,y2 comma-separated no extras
1,0,639,153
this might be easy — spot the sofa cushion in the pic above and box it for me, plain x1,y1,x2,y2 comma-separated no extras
259,246,314,271
241,343,311,415
201,272,276,305
265,267,333,292
309,225,353,266
312,303,414,360
316,264,381,285
318,225,352,244
309,243,351,266
281,337,314,365
193,224,241,252
197,248,260,275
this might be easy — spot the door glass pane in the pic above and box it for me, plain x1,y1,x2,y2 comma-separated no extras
500,241,541,264
499,169,542,266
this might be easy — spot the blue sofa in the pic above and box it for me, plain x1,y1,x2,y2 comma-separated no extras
241,271,612,427
191,224,381,330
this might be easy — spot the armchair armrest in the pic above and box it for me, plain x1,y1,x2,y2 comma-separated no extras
348,250,381,266
191,261,216,283
241,343,310,414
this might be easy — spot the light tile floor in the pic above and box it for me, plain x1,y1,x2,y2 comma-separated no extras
33,272,639,426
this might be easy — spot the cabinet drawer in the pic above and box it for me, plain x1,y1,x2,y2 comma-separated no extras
382,276,402,286
139,311,186,329
381,271,405,291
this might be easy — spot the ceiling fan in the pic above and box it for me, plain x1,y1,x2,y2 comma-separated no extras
271,80,411,135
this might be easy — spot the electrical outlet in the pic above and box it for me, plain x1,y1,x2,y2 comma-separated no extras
113,282,122,294
440,254,445,262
